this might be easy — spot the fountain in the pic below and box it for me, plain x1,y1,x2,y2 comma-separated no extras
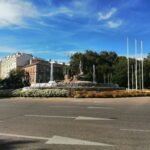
50,62,53,81
93,64,96,84
62,60,96,87
24,61,57,90
79,60,83,75
23,60,121,91
48,61,57,86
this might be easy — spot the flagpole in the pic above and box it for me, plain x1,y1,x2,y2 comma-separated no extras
141,40,144,90
135,39,138,91
127,37,130,92
139,60,141,90
132,65,134,90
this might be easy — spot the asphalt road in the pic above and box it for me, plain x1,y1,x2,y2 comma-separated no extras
0,97,150,150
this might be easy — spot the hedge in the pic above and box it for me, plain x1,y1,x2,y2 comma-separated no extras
0,89,69,97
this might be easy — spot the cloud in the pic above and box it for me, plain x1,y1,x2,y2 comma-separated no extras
107,20,122,29
0,0,39,27
98,8,117,21
0,46,34,54
43,6,73,17
64,50,78,57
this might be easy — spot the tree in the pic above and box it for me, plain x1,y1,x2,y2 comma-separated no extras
0,68,30,89
69,50,118,83
69,50,150,88
148,53,150,59
144,58,150,88
112,57,127,87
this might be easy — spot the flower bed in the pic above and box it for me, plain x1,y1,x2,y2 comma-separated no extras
71,90,150,98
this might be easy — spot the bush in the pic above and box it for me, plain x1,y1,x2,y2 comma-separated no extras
0,89,150,98
71,90,150,98
0,89,69,98
19,89,69,97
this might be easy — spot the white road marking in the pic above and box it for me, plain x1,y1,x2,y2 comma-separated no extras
25,115,114,121
0,133,113,146
24,115,75,119
46,135,113,146
75,116,114,121
120,128,150,132
88,106,114,110
0,133,48,140
49,106,77,108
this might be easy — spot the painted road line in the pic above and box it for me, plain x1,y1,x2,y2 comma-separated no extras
0,133,48,140
49,106,77,108
75,116,114,121
25,115,114,121
46,136,113,146
120,128,150,132
24,115,75,119
88,106,114,109
0,133,113,146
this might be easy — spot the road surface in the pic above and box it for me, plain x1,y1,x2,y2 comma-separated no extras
0,97,149,150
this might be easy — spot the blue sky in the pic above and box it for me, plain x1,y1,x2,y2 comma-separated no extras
0,0,149,62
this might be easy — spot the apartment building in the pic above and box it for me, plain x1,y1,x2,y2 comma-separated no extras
0,53,33,79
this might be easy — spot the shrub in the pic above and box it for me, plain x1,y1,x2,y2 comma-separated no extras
0,89,69,98
19,89,69,97
71,90,150,98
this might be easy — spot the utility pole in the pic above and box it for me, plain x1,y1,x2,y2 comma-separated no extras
127,37,130,92
135,39,138,91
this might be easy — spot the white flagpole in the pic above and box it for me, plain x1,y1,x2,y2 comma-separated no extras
132,65,134,90
135,39,138,91
139,60,141,90
141,40,144,90
127,37,130,92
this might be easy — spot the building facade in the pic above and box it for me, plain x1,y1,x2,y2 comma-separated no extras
0,53,33,79
23,58,65,84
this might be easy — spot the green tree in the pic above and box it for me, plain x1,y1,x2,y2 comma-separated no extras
112,57,127,87
144,58,150,88
69,50,118,83
147,53,150,59
0,68,29,89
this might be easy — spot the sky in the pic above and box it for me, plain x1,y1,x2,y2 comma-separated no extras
0,0,149,62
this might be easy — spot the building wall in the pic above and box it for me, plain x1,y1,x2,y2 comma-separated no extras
0,55,17,79
24,63,50,84
16,53,33,67
53,63,64,81
36,63,50,83
24,61,66,84
0,53,32,79
24,65,37,83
